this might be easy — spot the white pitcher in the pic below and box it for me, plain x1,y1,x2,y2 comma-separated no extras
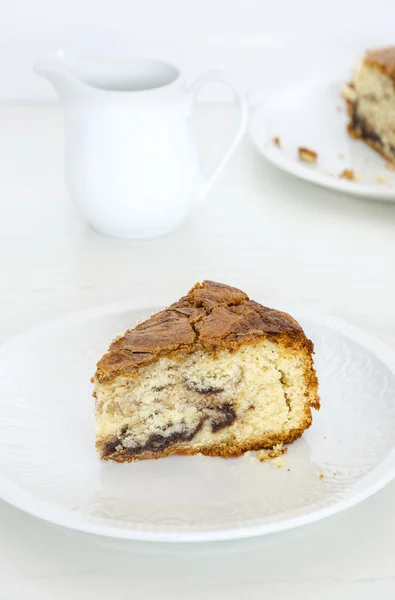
35,51,248,239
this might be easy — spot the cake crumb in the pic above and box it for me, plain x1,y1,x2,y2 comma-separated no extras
377,176,388,184
273,136,281,148
243,450,257,465
271,456,286,468
339,168,356,180
287,468,290,472
333,471,337,477
319,472,325,479
386,161,395,171
338,152,345,159
256,444,288,467
298,147,318,163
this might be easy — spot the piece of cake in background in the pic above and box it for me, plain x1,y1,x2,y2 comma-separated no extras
343,46,395,163
93,281,319,463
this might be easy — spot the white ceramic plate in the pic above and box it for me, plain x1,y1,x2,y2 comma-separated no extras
1,304,395,543
250,78,395,201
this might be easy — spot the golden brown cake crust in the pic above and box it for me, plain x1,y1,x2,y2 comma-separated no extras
95,281,311,383
365,46,395,82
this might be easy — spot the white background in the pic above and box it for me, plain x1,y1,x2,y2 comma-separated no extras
1,0,395,101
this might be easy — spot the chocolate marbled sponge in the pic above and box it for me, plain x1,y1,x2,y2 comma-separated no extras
343,46,395,163
93,281,319,462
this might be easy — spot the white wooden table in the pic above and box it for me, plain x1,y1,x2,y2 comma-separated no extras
1,103,395,599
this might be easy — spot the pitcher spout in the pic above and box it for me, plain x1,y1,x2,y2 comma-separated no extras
35,56,86,100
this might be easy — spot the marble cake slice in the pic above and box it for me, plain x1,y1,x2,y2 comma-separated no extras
93,281,319,462
343,46,395,163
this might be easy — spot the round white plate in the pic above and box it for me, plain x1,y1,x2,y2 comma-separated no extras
1,304,395,543
250,78,395,201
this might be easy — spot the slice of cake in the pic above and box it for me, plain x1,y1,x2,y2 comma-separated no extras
343,46,395,163
93,281,319,462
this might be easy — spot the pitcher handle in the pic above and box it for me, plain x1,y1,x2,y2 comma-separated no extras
188,70,248,198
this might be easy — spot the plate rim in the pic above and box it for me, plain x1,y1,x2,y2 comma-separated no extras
249,78,395,202
1,302,395,543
